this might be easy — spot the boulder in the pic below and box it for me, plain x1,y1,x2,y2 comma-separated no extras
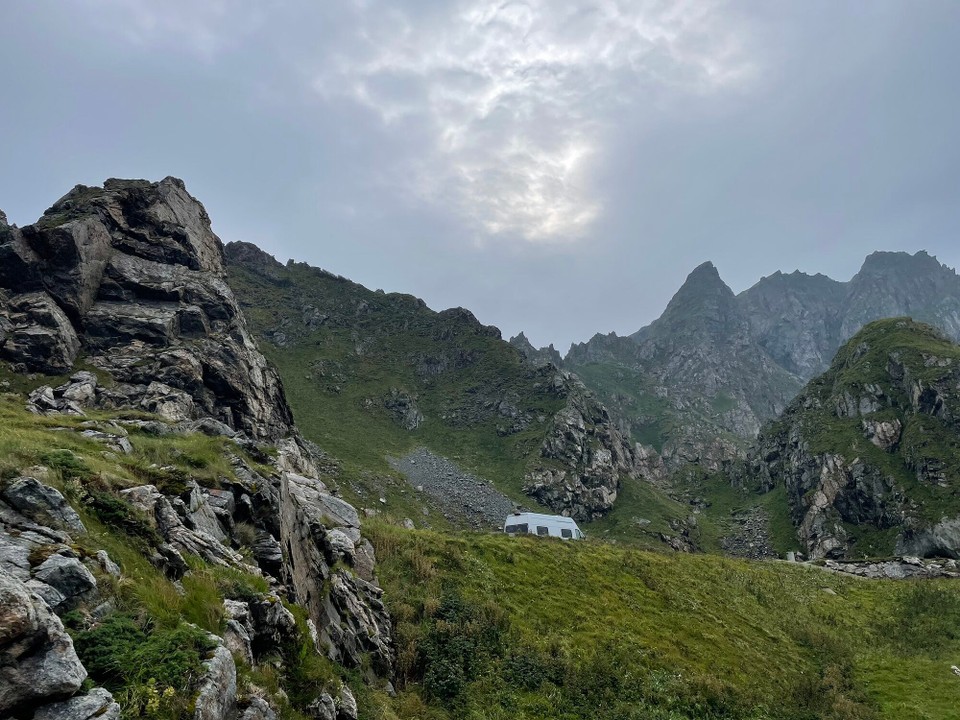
241,698,277,720
1,477,85,534
0,571,87,714
33,687,121,720
307,694,337,720
30,552,98,612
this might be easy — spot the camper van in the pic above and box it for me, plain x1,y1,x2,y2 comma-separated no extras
503,512,585,540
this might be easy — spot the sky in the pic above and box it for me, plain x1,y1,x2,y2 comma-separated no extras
1,1,959,352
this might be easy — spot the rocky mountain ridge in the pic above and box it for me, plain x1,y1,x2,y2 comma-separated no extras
560,251,960,470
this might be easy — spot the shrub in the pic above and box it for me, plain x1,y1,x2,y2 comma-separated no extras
84,490,162,546
42,449,95,480
73,613,217,720
418,593,506,704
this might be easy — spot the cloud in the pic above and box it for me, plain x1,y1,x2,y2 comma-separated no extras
313,0,753,245
77,0,273,59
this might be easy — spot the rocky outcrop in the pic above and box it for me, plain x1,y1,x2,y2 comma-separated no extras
0,570,89,715
0,179,395,714
0,178,293,441
279,472,393,680
741,319,960,559
508,332,563,368
193,639,237,720
522,372,641,520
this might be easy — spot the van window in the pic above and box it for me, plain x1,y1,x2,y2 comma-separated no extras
537,526,549,536
561,528,572,538
517,524,528,534
505,525,518,534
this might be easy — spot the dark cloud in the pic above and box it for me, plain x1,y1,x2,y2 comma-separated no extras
1,1,958,351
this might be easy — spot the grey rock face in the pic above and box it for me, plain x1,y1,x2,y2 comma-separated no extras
2,477,85,534
120,484,248,569
897,518,960,559
523,372,641,520
508,331,563,368
0,177,295,442
0,291,81,373
193,639,237,720
567,262,803,472
241,697,277,720
33,687,121,720
741,320,960,559
307,693,338,720
30,552,98,612
0,571,87,714
279,472,394,680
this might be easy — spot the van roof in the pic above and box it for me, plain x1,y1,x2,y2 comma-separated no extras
505,512,579,525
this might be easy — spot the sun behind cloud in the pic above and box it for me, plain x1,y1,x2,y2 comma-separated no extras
313,0,754,245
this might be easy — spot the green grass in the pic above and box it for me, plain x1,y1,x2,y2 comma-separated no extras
226,259,633,519
364,522,960,720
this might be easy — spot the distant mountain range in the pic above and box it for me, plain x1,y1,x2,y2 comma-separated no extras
519,251,960,471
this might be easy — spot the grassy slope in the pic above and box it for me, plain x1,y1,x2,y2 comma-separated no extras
367,523,960,720
0,378,354,720
4,361,959,719
228,261,563,501
226,259,687,540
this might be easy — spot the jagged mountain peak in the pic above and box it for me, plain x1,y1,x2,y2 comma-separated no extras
647,260,738,338
855,249,946,276
675,260,729,295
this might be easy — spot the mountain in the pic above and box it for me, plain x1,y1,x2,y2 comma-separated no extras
563,251,960,470
224,243,651,524
567,262,802,470
739,318,960,560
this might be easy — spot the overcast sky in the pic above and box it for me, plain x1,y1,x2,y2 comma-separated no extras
2,1,959,351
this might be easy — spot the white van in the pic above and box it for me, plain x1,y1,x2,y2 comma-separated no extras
503,512,585,540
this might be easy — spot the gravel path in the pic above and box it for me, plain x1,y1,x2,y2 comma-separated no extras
388,447,518,529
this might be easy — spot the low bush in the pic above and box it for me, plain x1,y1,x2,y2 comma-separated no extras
73,613,217,720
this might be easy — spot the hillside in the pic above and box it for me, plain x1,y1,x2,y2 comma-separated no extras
369,522,960,720
739,318,960,559
562,252,960,471
224,243,675,534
